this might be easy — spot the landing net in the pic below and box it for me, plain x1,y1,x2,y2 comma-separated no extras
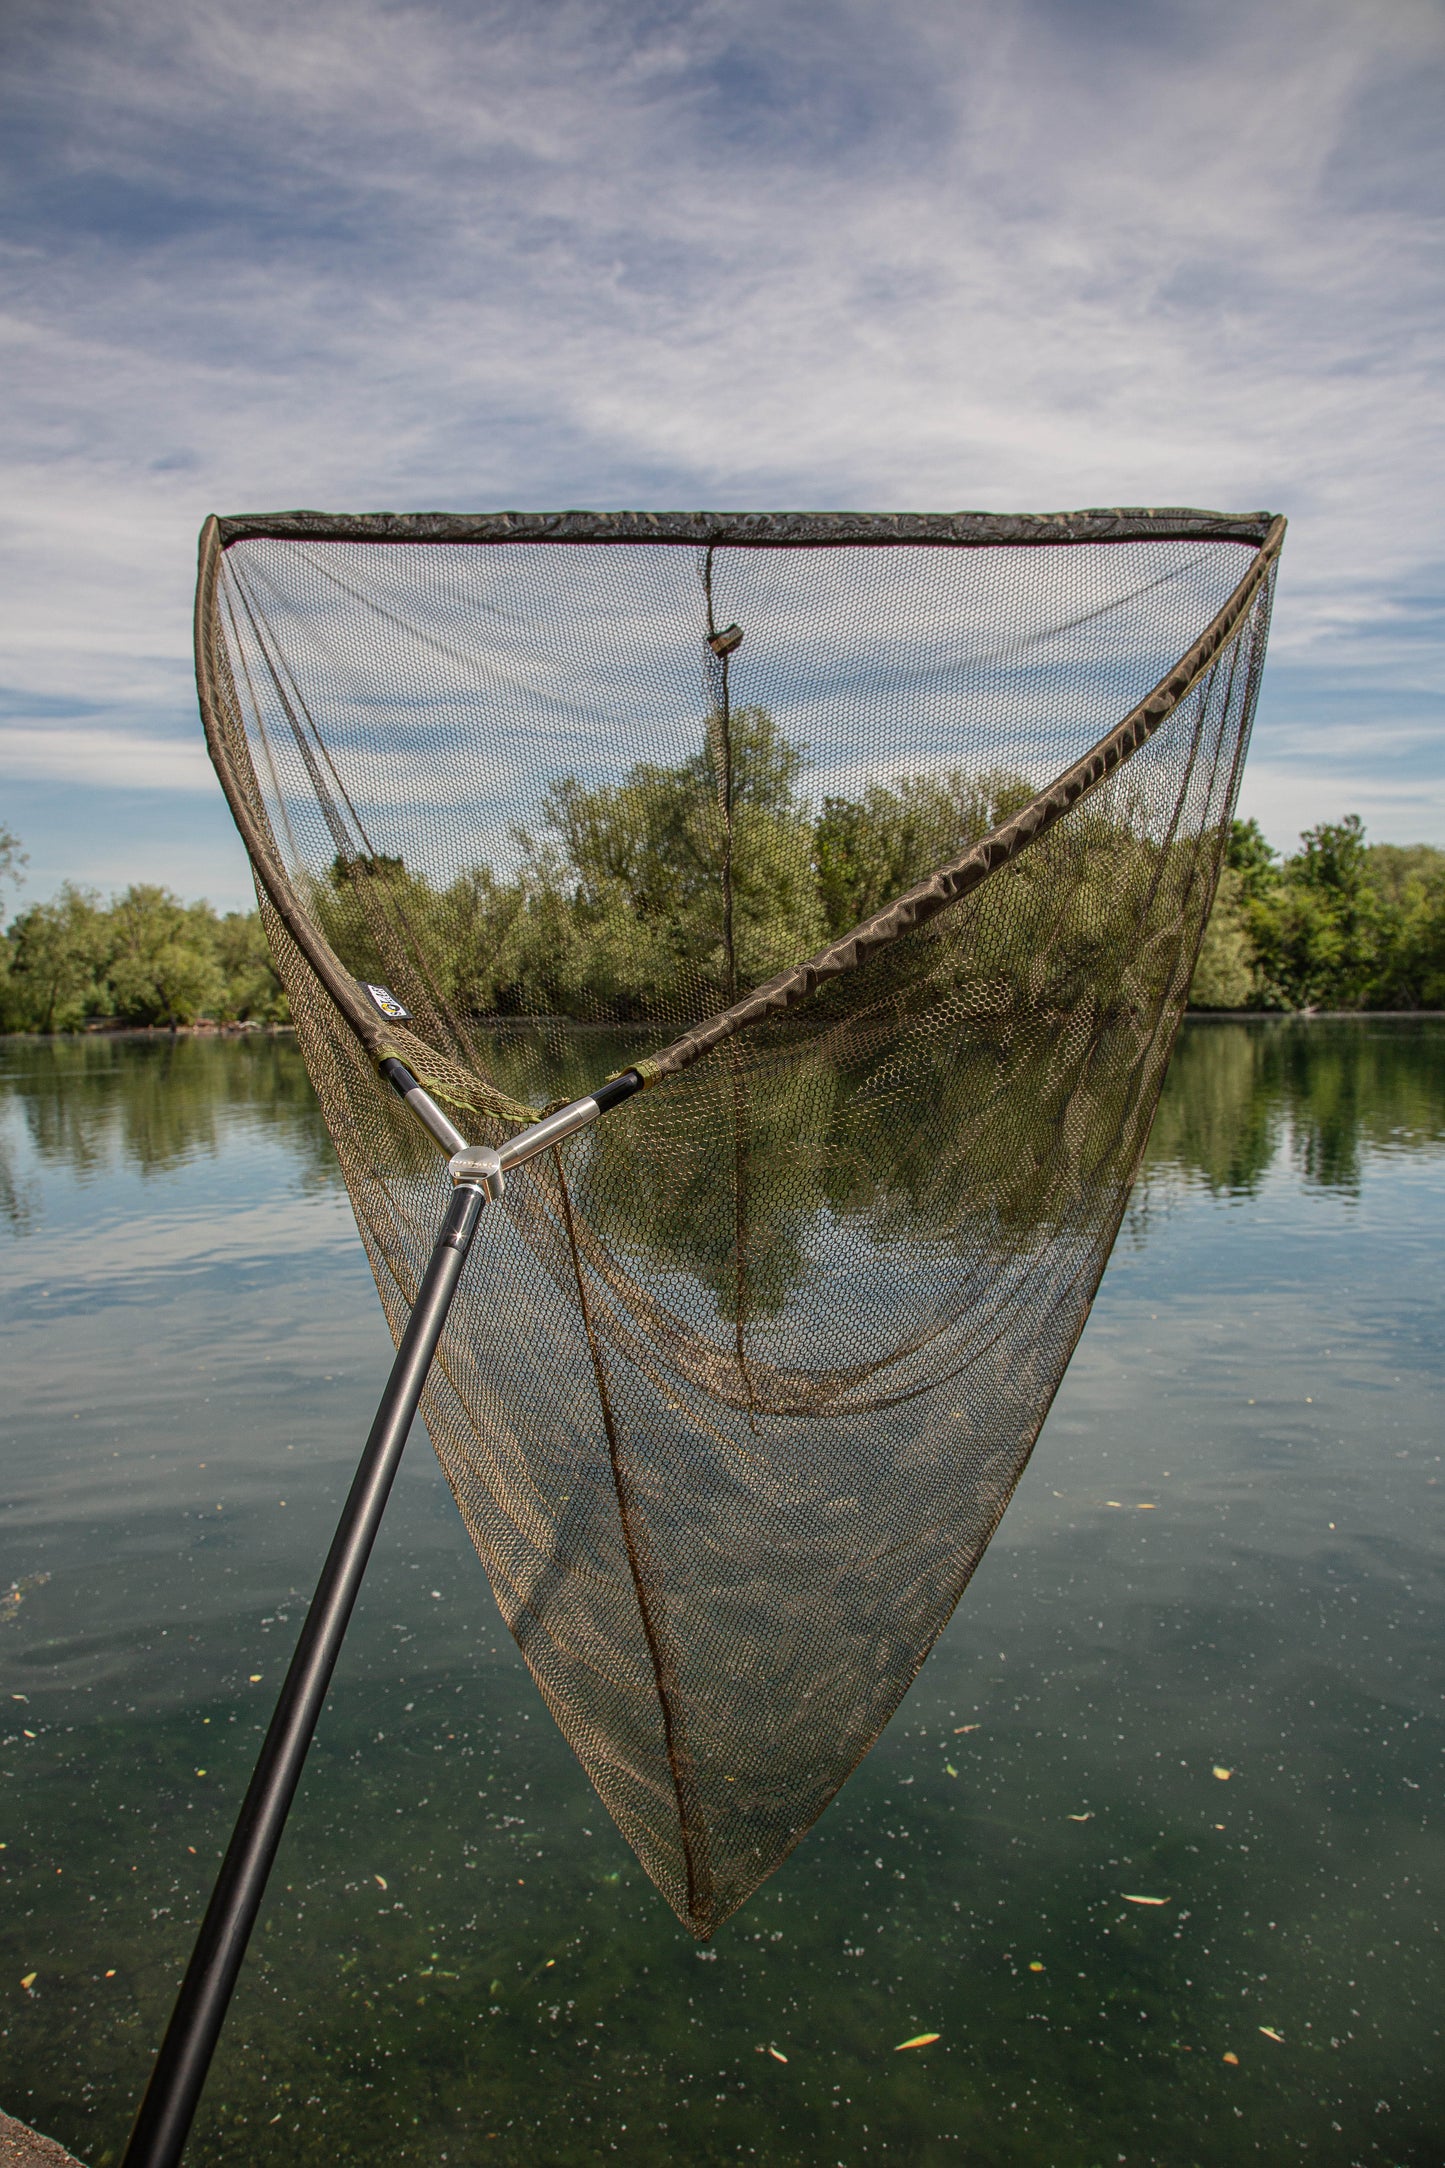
196,506,1283,1936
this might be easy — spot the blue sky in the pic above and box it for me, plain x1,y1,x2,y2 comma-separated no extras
1,0,1441,912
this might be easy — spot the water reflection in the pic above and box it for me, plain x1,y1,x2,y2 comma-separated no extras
1145,1016,1445,1195
7,1014,1444,1212
0,1032,341,1218
1,1021,1443,2166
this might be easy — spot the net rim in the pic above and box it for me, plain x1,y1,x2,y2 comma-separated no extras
194,509,1285,1109
212,506,1278,550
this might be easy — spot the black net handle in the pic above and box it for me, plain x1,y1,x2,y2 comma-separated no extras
194,510,1285,1105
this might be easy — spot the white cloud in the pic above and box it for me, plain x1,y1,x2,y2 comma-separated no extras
1,0,1442,890
0,724,214,792
1240,760,1445,853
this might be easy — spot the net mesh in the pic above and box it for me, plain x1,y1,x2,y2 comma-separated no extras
197,508,1281,1936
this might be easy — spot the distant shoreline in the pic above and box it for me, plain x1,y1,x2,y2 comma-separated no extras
5,1011,1445,1047
1185,1009,1445,1021
0,1020,295,1041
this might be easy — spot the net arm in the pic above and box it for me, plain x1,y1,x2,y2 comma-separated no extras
377,1051,646,1194
377,1055,469,1154
446,1067,646,1198
214,506,1281,549
194,517,401,1071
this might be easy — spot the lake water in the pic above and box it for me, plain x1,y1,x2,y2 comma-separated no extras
1,1021,1441,2168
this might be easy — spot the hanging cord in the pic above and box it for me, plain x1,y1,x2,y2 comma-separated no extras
221,586,306,874
225,559,477,1064
701,548,759,1427
725,1057,759,1432
701,545,740,1002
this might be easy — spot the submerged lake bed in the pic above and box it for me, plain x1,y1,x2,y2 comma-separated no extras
1,1021,1442,2166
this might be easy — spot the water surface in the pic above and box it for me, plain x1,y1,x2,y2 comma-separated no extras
1,1022,1441,2166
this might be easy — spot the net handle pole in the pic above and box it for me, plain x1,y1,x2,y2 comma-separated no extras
121,1054,645,2166
122,1153,489,2168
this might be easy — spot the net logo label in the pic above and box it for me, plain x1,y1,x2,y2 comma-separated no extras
362,982,411,1022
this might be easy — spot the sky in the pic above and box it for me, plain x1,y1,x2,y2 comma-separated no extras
1,0,1442,913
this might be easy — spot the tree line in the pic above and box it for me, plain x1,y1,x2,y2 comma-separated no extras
0,826,287,1031
313,708,1047,1027
4,728,1445,1032
1190,815,1445,1010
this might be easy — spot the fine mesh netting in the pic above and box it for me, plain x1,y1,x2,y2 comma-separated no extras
196,507,1282,1937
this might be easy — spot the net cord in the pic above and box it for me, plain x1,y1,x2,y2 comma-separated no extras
194,511,1285,1116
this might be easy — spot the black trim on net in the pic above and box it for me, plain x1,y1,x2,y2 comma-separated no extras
378,1055,421,1097
592,1070,645,1113
212,507,1278,551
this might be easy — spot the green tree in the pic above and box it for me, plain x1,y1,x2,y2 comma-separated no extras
1192,817,1445,1013
1359,844,1445,1009
104,886,224,1026
814,770,1032,935
509,705,827,1016
214,909,289,1022
13,740,1445,1038
1189,867,1257,1008
1249,815,1380,1009
1225,816,1278,899
0,824,26,1027
2,886,107,1032
0,823,24,890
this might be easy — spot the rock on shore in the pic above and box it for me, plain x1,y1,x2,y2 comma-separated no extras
0,2110,86,2167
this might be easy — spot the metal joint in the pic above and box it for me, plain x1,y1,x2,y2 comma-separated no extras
449,1146,506,1202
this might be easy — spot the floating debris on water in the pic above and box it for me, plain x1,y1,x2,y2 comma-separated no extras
1122,1894,1169,1906
1,1574,51,1626
895,2032,940,2051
